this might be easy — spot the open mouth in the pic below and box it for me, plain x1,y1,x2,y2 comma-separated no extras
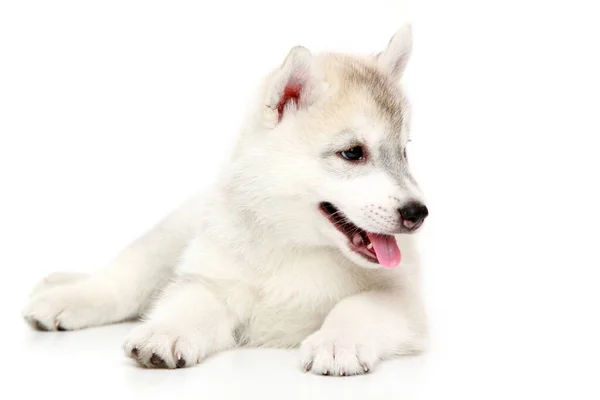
319,202,401,268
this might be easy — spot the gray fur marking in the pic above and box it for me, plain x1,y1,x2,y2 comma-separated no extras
341,60,403,131
325,57,417,188
344,62,416,189
379,142,417,189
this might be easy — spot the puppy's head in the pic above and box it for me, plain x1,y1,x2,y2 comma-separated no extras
228,25,427,269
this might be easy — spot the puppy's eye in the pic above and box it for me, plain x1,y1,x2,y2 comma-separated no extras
339,146,364,161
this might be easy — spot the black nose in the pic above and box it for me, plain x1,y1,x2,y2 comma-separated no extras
399,202,429,225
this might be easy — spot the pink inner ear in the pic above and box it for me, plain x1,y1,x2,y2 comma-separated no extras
276,83,302,122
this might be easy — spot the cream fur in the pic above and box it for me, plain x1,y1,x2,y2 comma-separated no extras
22,25,428,376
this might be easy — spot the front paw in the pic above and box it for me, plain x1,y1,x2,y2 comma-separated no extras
300,330,378,376
22,283,108,331
123,323,206,369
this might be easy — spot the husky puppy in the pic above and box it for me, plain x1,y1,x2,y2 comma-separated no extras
23,25,429,376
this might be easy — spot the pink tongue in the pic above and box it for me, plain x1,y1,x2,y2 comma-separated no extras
367,233,401,268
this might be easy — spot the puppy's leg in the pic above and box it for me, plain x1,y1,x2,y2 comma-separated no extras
28,272,90,297
123,278,239,369
22,196,201,331
300,288,427,376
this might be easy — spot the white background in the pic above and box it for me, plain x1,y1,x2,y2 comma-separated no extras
1,0,599,399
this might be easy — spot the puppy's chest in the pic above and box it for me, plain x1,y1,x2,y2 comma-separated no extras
243,251,366,347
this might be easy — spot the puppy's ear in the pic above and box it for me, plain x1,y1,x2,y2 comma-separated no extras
266,46,318,124
377,24,413,82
